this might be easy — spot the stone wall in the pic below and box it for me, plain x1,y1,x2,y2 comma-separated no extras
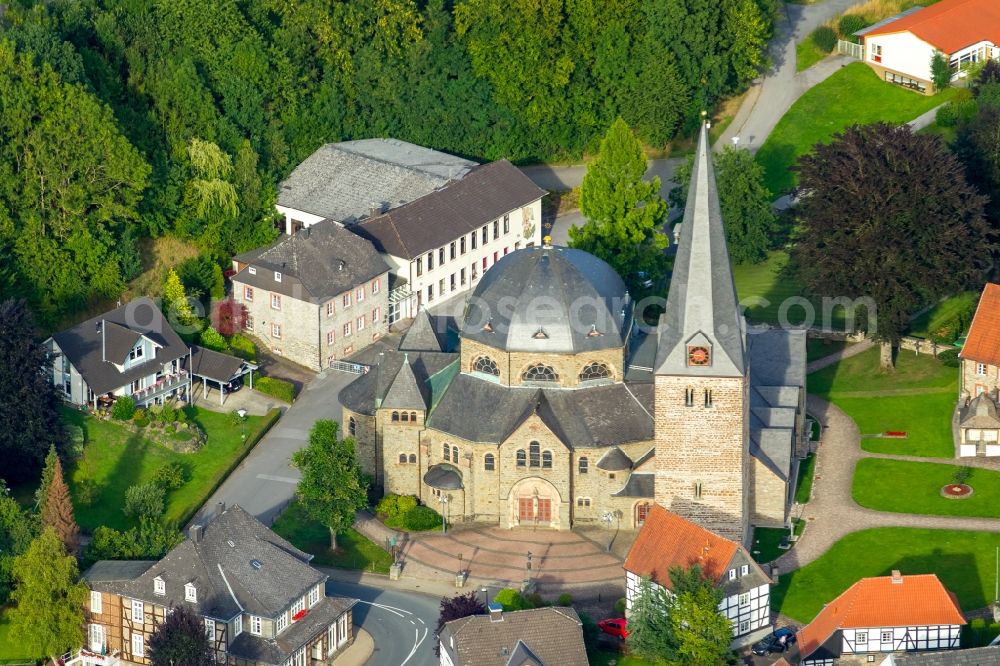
460,337,625,388
345,409,377,479
654,374,749,544
961,358,1000,399
749,457,788,527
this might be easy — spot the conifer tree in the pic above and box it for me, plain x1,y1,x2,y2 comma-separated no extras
164,269,195,328
40,455,79,556
35,444,59,512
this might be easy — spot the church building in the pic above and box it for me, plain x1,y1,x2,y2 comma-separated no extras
339,124,806,543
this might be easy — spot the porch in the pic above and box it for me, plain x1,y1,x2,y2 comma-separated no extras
131,370,190,408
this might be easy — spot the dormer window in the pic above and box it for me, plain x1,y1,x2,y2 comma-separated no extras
248,266,256,275
153,577,165,596
274,271,282,282
129,344,144,361
185,582,197,603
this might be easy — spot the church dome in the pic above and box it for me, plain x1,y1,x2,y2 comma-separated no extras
461,246,632,354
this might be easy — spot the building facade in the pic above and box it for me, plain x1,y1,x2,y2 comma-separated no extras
82,505,356,666
957,283,1000,456
232,220,390,371
438,606,588,666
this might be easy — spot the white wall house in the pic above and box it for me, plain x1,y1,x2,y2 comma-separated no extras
862,0,1000,93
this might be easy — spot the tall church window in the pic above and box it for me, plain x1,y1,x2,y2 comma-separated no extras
473,356,500,376
579,362,611,381
684,388,695,407
704,389,713,408
401,412,409,422
636,502,652,525
484,454,495,471
410,412,418,421
348,417,356,436
399,454,407,464
579,457,588,474
529,441,540,467
694,481,703,499
542,451,552,468
516,450,526,467
443,444,451,462
392,411,400,421
522,364,558,382
452,446,459,462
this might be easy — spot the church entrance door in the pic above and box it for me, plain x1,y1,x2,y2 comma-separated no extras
536,499,551,523
518,497,534,522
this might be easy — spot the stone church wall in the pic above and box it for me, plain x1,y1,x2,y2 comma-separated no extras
749,457,788,527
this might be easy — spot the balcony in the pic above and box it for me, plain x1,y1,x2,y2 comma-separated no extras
64,649,120,666
132,370,190,405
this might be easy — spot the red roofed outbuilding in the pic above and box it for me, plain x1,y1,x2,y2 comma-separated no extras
957,283,1000,457
797,571,965,665
860,0,1000,93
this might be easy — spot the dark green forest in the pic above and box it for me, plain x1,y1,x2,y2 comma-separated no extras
0,0,776,325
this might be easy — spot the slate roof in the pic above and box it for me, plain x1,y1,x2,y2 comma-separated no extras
461,246,633,354
960,394,1000,428
51,297,189,396
426,373,654,449
85,505,326,621
961,283,1000,367
655,123,746,378
353,160,545,260
227,596,355,666
338,350,458,415
83,560,156,582
863,0,1000,54
424,464,464,490
746,329,806,482
611,472,654,498
748,328,807,389
381,356,430,410
188,345,248,383
797,574,966,662
399,310,456,353
277,139,475,223
440,607,587,666
887,645,1000,665
232,220,389,302
596,447,633,471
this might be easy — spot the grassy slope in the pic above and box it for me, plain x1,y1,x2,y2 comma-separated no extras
756,62,959,196
65,407,266,532
271,500,393,574
796,36,827,72
774,528,1000,623
853,459,1000,517
907,291,978,340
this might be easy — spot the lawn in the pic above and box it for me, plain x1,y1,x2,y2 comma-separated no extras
732,251,849,328
796,35,827,72
837,393,956,457
906,291,978,341
64,406,272,532
795,453,816,504
756,62,959,196
271,500,394,574
0,608,37,662
773,527,1000,623
808,346,956,397
853,459,1000,517
806,338,848,363
753,519,805,564
589,651,648,666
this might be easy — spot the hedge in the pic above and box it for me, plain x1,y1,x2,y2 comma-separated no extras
177,407,281,526
229,333,257,362
255,376,296,403
812,26,837,53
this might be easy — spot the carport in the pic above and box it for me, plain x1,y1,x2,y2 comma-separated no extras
187,345,257,406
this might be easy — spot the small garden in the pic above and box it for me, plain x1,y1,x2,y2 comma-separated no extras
375,494,443,532
773,527,1000,623
271,500,393,574
795,452,817,504
852,461,1000,517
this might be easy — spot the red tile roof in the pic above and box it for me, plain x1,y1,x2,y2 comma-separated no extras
960,283,1000,366
797,574,966,660
623,504,738,588
865,0,1000,54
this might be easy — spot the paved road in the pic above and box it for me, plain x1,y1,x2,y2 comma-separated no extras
521,157,683,202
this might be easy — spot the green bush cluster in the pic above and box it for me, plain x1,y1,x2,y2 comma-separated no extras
111,395,136,420
937,349,960,367
123,482,165,521
837,14,867,41
229,334,257,362
937,98,978,127
494,588,544,611
199,326,230,353
967,618,1000,647
376,494,419,519
557,593,573,606
255,376,296,403
398,505,442,531
812,26,838,53
154,462,189,490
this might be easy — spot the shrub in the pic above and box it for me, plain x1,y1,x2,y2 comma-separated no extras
397,495,418,516
210,263,225,300
199,326,230,353
124,482,165,520
938,349,960,367
953,466,973,485
378,494,419,520
401,505,442,531
154,462,188,490
255,376,296,403
495,588,531,611
578,611,600,654
111,395,136,420
132,408,147,423
229,333,257,362
376,495,399,518
936,98,978,127
614,598,627,616
159,403,177,424
812,26,837,53
837,14,867,39
557,593,573,606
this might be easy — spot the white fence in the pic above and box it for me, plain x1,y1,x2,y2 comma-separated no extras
328,360,369,374
838,40,864,60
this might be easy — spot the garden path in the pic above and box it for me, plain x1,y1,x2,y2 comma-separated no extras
806,339,872,373
774,396,1000,574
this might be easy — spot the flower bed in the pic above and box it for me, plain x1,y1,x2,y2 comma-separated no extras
941,484,973,499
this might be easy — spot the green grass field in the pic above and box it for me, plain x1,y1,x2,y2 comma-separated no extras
0,608,37,662
773,528,1000,623
733,250,849,328
64,407,268,532
756,62,959,195
808,346,956,397
271,500,394,574
753,519,805,564
796,35,827,72
795,453,816,504
853,459,1000,517
907,291,978,340
806,338,848,363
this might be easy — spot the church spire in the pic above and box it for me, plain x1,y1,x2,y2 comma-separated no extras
654,120,745,377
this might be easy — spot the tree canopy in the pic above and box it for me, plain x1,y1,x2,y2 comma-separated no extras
291,420,368,551
792,123,992,369
0,483,36,606
434,591,486,656
148,604,213,666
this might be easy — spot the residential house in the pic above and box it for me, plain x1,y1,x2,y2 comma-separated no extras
232,219,390,370
48,297,191,410
861,0,1000,93
797,572,965,665
880,644,1000,664
622,504,772,643
81,504,356,666
957,283,1000,456
437,605,588,666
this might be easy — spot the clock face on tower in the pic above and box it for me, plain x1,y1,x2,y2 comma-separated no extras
688,345,711,366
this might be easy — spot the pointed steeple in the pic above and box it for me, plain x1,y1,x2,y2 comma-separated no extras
381,354,428,410
654,121,745,377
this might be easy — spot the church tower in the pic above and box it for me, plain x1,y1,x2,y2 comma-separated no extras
653,121,749,544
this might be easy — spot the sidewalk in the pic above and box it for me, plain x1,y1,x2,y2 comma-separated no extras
334,629,374,666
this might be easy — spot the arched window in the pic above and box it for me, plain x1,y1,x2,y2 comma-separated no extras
408,454,417,464
522,364,558,382
452,446,459,462
443,443,451,462
516,450,526,467
391,411,400,422
348,416,356,436
579,362,611,381
484,454,495,471
401,412,409,422
410,411,417,421
542,451,552,469
529,441,540,467
579,457,589,474
473,356,500,376
398,454,407,464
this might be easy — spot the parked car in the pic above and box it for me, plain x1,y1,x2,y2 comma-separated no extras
751,627,796,655
222,375,244,394
597,618,630,639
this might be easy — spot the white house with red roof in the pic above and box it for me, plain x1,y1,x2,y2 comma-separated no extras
623,504,772,644
861,0,1000,93
957,283,1000,456
797,572,965,665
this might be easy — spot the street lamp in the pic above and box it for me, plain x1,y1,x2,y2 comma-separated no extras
481,587,489,608
526,551,533,572
438,495,449,534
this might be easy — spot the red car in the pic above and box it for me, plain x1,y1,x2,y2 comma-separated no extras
598,618,630,639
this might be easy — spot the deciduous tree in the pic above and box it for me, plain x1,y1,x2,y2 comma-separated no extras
931,51,952,91
40,454,80,556
291,420,367,551
0,483,36,605
955,89,1000,227
792,123,992,370
148,604,213,666
434,591,485,656
570,118,668,294
9,528,87,665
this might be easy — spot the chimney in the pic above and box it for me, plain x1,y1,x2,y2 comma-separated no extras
488,602,503,623
99,319,106,362
216,501,226,517
338,260,345,272
891,570,903,584
189,524,203,543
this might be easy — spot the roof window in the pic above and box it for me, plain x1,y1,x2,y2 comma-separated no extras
274,271,282,282
248,267,256,275
184,582,197,602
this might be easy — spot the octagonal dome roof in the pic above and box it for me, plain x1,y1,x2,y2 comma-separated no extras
461,246,632,354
